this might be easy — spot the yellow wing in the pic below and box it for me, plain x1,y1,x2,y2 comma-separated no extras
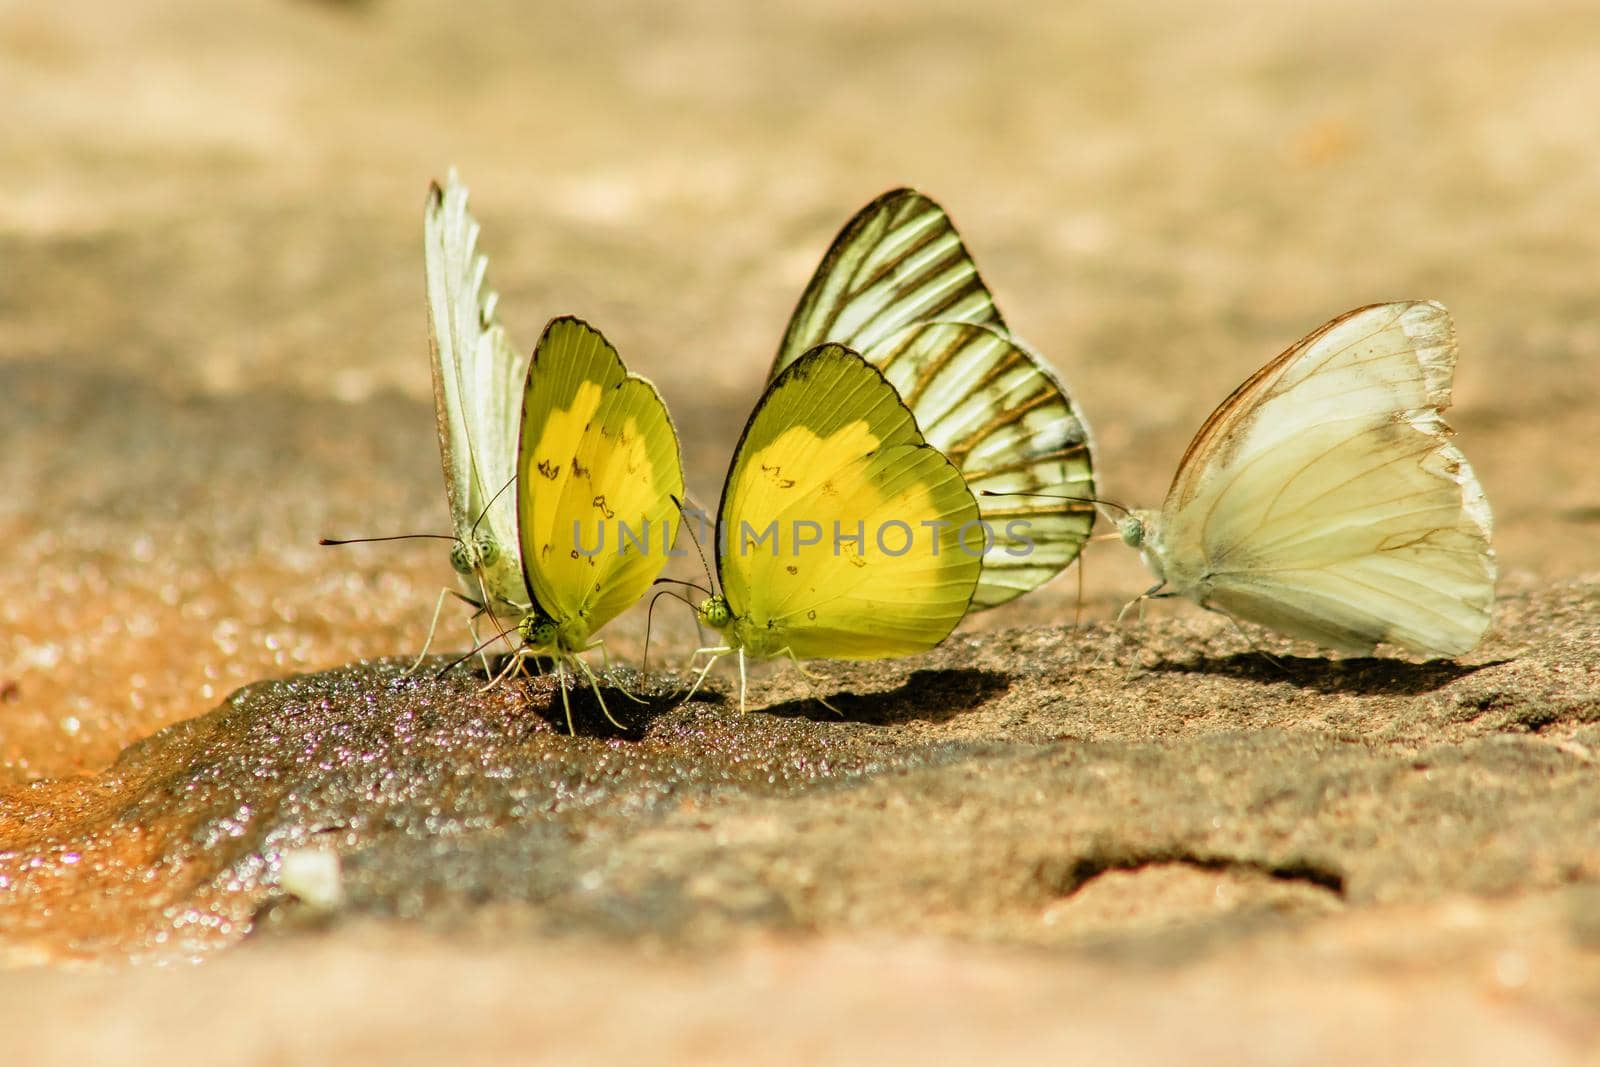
517,317,684,642
717,344,981,660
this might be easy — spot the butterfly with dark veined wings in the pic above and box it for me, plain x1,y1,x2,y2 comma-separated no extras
321,172,532,672
772,189,1098,610
421,170,532,633
682,343,984,712
1118,301,1496,657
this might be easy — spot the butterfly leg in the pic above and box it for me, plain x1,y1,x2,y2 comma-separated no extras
1113,581,1167,627
403,587,455,676
478,645,531,693
573,653,629,732
523,642,547,677
1074,556,1087,629
1206,606,1287,671
780,648,841,715
552,658,577,736
588,640,649,705
1093,581,1168,668
465,610,499,678
679,646,731,706
469,602,534,678
526,652,557,679
737,647,748,715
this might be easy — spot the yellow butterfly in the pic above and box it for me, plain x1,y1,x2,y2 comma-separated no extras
1118,301,1496,657
772,189,1098,609
421,171,531,634
683,343,984,711
490,315,685,730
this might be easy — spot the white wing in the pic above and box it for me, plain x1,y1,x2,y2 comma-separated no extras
770,188,1002,377
1152,301,1495,656
423,170,530,615
773,190,1097,608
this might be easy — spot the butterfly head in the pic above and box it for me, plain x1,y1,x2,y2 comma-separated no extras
1117,513,1149,549
450,533,503,576
1118,509,1170,584
697,595,733,632
517,611,560,652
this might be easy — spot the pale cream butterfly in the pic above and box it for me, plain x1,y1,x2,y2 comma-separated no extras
772,189,1097,610
1118,301,1495,657
422,169,532,629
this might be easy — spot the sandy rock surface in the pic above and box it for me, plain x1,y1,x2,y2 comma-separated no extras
3,0,1599,1063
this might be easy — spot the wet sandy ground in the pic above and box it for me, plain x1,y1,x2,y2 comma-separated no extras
3,0,1600,1062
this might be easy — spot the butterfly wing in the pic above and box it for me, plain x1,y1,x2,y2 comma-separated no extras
868,322,1096,607
1155,301,1496,656
518,317,684,639
423,170,529,613
770,189,1004,377
773,190,1097,608
718,344,981,660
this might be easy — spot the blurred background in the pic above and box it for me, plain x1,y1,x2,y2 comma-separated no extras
3,0,1598,782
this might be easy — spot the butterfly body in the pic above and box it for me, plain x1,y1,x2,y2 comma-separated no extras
1125,301,1495,657
693,596,804,664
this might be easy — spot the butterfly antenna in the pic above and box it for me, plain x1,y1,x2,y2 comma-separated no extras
466,566,503,640
670,495,717,595
436,624,512,678
469,474,518,541
978,489,1131,517
652,577,713,597
323,531,509,666
319,533,460,547
642,587,700,675
444,608,523,680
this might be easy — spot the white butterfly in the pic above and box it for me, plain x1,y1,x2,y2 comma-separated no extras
771,189,1098,610
1119,301,1496,657
422,170,531,622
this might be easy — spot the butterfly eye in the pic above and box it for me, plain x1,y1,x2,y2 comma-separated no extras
1118,516,1145,548
475,535,501,568
698,596,731,629
449,541,477,575
518,613,558,649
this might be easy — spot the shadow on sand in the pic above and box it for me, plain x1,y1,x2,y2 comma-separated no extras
1145,652,1509,697
489,669,684,740
761,668,1011,725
